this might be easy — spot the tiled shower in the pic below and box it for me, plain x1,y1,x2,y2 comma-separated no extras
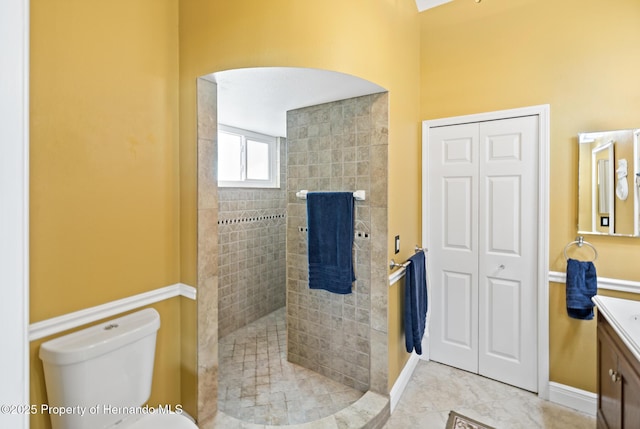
198,76,390,425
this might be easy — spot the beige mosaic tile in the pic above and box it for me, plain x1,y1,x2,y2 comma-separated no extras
218,308,364,426
286,93,388,393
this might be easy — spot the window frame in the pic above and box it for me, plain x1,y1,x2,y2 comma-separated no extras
217,124,280,189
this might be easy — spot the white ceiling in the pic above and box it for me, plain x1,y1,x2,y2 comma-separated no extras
210,67,386,137
415,0,453,11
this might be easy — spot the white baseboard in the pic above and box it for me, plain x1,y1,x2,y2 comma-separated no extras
29,283,196,341
548,381,597,416
390,352,421,413
388,266,431,414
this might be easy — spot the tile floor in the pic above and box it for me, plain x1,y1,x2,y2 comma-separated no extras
219,307,597,428
218,307,364,425
384,360,597,429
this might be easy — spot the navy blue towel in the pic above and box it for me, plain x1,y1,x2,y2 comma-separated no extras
306,192,355,294
404,251,428,354
566,258,598,320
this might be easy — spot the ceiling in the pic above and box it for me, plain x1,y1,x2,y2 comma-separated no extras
415,0,453,11
210,67,386,137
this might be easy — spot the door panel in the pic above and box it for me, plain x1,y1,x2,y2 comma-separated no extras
484,277,521,360
427,116,538,392
444,137,473,163
428,123,479,373
598,325,621,429
486,176,520,254
440,270,475,371
620,352,640,429
444,177,473,250
479,116,538,392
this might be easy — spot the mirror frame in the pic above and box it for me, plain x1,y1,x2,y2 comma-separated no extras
577,129,640,237
590,140,614,234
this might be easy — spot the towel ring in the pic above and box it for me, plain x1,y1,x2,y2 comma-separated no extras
563,236,598,261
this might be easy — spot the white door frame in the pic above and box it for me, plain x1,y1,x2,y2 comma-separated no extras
0,0,30,428
422,104,550,399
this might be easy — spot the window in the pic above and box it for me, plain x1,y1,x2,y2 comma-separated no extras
217,125,280,188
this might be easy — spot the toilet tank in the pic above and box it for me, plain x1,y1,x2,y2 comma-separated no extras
39,308,161,429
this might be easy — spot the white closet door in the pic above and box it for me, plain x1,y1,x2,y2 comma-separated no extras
427,116,538,392
478,116,538,392
427,123,480,373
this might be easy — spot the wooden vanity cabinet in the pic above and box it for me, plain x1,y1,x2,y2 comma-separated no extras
597,312,640,429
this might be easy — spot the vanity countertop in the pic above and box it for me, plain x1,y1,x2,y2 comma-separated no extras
593,295,640,362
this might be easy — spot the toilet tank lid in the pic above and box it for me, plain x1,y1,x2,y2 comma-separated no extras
39,308,160,366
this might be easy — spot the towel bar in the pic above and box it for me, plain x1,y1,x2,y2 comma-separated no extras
389,259,410,269
389,245,428,270
296,190,366,201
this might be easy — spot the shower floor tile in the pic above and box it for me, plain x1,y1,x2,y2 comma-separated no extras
218,307,364,425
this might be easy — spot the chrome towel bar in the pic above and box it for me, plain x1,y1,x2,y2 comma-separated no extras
390,246,427,269
296,189,366,201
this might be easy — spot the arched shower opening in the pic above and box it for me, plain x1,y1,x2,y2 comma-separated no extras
195,67,390,426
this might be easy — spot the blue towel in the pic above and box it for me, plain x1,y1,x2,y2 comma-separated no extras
306,192,355,294
404,251,428,354
566,258,598,320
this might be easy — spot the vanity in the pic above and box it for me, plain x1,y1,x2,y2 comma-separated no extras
593,295,640,429
578,129,640,428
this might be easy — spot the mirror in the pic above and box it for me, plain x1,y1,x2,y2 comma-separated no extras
578,129,640,236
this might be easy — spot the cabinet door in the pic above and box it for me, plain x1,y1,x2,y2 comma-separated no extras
619,353,640,428
598,324,621,429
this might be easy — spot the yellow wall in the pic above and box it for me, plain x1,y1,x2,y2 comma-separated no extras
389,276,410,388
30,0,181,320
178,0,422,390
29,0,183,426
420,0,640,392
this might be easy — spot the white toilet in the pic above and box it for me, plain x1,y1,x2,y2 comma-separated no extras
39,308,199,429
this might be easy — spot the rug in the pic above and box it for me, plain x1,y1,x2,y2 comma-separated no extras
445,411,496,429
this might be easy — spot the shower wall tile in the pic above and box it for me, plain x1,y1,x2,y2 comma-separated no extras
369,328,389,397
197,77,217,142
198,208,218,281
217,138,288,339
196,77,219,423
198,138,217,210
370,206,388,334
286,93,388,393
369,145,388,208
